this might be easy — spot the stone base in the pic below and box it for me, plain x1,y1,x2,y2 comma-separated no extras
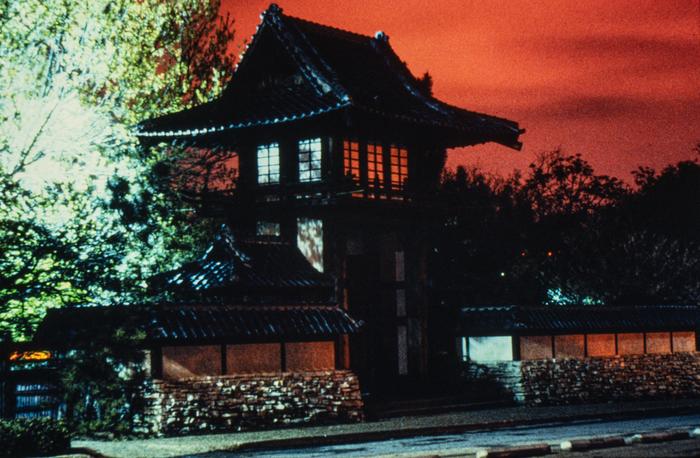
142,370,364,435
484,352,700,406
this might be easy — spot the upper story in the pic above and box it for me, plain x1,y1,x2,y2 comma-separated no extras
135,4,523,206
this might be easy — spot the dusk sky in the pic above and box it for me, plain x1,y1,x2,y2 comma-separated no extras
222,0,700,181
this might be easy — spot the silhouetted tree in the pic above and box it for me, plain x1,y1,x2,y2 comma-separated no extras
431,166,538,305
433,150,699,307
519,150,627,220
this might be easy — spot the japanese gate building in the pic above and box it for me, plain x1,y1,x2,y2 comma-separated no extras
135,2,521,393
32,3,700,433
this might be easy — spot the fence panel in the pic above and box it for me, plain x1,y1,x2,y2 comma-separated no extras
1,349,63,419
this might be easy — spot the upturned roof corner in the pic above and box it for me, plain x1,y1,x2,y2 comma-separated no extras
135,4,522,150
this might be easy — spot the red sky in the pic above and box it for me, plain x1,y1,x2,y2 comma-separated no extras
222,0,700,181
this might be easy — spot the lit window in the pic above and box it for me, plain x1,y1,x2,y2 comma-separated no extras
257,143,280,184
297,218,323,272
298,138,322,182
367,142,384,188
343,140,360,182
256,221,280,237
390,145,408,190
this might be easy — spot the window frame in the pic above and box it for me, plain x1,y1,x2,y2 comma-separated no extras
367,141,385,189
256,142,280,185
342,139,361,183
298,137,323,183
390,145,408,190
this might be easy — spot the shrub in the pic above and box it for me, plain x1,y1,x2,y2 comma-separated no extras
0,418,70,457
59,328,148,437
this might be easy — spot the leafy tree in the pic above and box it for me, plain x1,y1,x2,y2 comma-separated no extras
0,0,236,340
1,0,238,435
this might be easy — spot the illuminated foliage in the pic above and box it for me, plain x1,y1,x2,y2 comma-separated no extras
0,0,236,340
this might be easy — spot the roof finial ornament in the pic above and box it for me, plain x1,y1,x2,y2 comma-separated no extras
268,3,282,15
374,31,389,42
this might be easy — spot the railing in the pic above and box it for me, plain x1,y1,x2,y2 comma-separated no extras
250,180,416,203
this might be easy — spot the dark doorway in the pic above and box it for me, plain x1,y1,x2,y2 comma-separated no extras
346,253,386,395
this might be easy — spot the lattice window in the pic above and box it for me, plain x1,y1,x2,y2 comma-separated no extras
343,140,360,182
298,138,322,182
257,143,280,184
367,142,384,188
390,145,408,190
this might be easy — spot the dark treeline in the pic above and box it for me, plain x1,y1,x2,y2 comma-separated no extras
431,148,700,307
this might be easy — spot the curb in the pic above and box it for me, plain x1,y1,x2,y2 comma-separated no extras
638,430,690,443
477,427,699,458
233,404,700,452
475,443,551,458
560,436,626,451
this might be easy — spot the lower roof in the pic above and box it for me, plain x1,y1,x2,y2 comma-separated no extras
460,305,700,335
149,225,334,304
34,304,362,347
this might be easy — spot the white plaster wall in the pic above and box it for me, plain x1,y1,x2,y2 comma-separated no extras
466,336,514,361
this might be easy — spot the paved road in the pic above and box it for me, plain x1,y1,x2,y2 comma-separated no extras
193,414,700,457
567,438,700,457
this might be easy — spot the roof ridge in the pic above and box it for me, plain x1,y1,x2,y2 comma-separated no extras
263,3,379,43
259,5,350,102
282,13,374,42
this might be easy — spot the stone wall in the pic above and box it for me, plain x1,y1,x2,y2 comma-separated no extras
142,370,363,435
517,352,700,406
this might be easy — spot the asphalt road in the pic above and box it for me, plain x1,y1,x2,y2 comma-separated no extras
194,413,700,457
566,438,700,457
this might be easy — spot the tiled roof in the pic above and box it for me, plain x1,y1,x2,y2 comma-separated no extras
34,304,361,346
459,305,700,335
149,225,334,303
137,85,345,139
150,305,360,342
136,4,522,150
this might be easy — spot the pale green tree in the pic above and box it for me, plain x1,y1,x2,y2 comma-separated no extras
0,0,236,340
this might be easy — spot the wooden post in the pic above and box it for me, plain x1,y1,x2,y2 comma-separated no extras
220,344,227,375
150,346,163,379
280,342,287,372
551,335,556,359
670,332,674,354
359,140,368,197
512,335,521,361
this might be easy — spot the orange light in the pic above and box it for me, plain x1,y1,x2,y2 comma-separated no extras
8,350,51,362
547,251,553,257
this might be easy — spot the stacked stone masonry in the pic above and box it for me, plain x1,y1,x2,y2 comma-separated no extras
143,370,364,435
514,352,700,406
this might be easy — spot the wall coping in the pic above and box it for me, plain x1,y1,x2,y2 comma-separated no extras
151,369,357,383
